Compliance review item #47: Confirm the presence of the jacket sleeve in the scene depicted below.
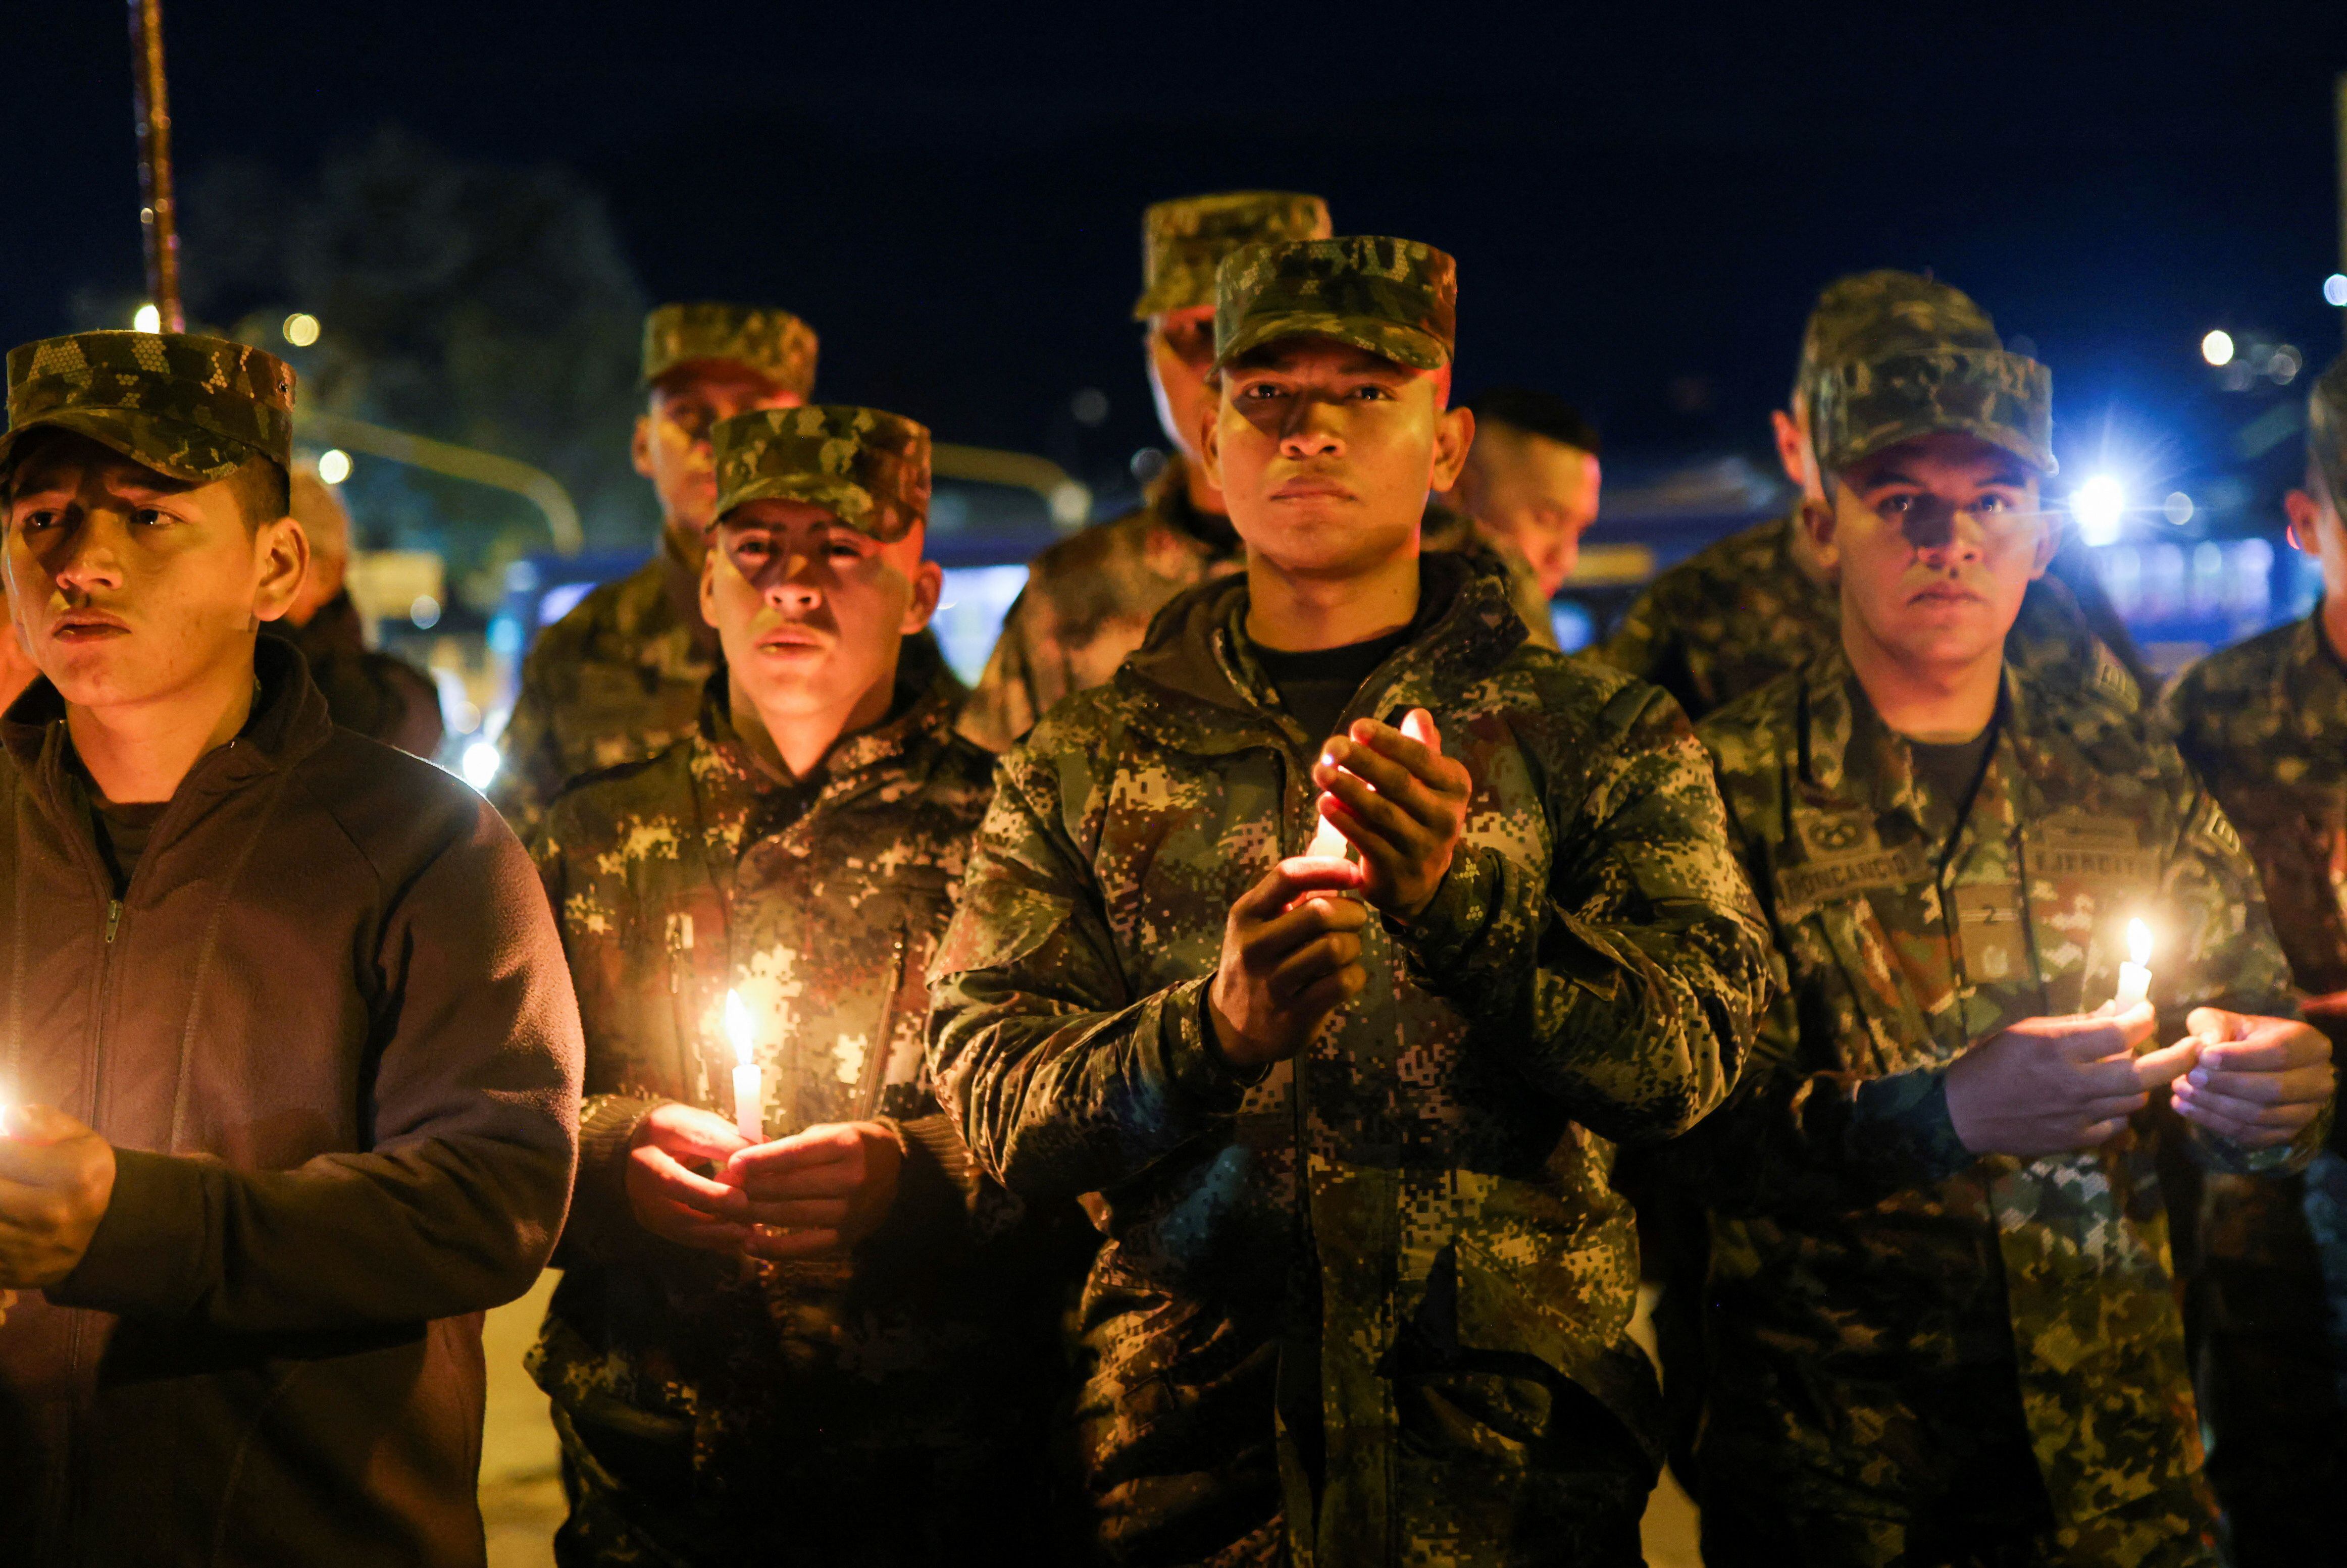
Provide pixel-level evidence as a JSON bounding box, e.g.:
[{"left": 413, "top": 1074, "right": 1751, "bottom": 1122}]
[
  {"left": 956, "top": 589, "right": 1048, "bottom": 754},
  {"left": 1393, "top": 683, "right": 1777, "bottom": 1146},
  {"left": 53, "top": 802, "right": 585, "bottom": 1330},
  {"left": 926, "top": 744, "right": 1257, "bottom": 1204}
]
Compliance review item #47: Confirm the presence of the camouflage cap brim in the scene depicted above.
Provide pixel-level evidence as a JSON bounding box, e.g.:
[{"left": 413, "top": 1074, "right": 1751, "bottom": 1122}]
[
  {"left": 4, "top": 331, "right": 296, "bottom": 484},
  {"left": 719, "top": 474, "right": 898, "bottom": 540},
  {"left": 0, "top": 405, "right": 251, "bottom": 484},
  {"left": 1213, "top": 311, "right": 1449, "bottom": 372},
  {"left": 1815, "top": 348, "right": 2056, "bottom": 478}
]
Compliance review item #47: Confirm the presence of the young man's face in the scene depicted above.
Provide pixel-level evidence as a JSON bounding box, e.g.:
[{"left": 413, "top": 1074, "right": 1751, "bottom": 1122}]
[
  {"left": 1203, "top": 338, "right": 1473, "bottom": 582},
  {"left": 633, "top": 362, "right": 803, "bottom": 556},
  {"left": 701, "top": 499, "right": 942, "bottom": 728},
  {"left": 1145, "top": 304, "right": 1219, "bottom": 468},
  {"left": 1808, "top": 431, "right": 2053, "bottom": 675},
  {"left": 3, "top": 436, "right": 305, "bottom": 713},
  {"left": 1455, "top": 424, "right": 1601, "bottom": 598}
]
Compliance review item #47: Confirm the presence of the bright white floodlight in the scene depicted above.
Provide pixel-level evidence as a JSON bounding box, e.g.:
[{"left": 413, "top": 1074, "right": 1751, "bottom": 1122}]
[
  {"left": 462, "top": 742, "right": 501, "bottom": 791},
  {"left": 2201, "top": 330, "right": 2235, "bottom": 367},
  {"left": 2073, "top": 475, "right": 2126, "bottom": 546}
]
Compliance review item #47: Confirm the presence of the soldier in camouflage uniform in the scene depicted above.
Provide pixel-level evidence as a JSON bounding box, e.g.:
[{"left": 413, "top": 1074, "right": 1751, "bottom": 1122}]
[
  {"left": 493, "top": 302, "right": 818, "bottom": 835},
  {"left": 2160, "top": 352, "right": 2347, "bottom": 1563},
  {"left": 530, "top": 405, "right": 1062, "bottom": 1564},
  {"left": 929, "top": 236, "right": 1776, "bottom": 1564},
  {"left": 1600, "top": 270, "right": 2145, "bottom": 721},
  {"left": 1685, "top": 337, "right": 2335, "bottom": 1564},
  {"left": 959, "top": 195, "right": 1551, "bottom": 754}
]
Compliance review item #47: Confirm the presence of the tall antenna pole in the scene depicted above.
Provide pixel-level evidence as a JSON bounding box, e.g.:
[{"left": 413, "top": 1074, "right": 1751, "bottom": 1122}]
[{"left": 129, "top": 0, "right": 184, "bottom": 332}]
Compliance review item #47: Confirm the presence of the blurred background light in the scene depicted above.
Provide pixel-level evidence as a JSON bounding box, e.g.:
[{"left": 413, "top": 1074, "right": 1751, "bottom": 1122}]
[
  {"left": 132, "top": 303, "right": 160, "bottom": 334},
  {"left": 2201, "top": 330, "right": 2235, "bottom": 367},
  {"left": 2163, "top": 491, "right": 2195, "bottom": 526},
  {"left": 282, "top": 311, "right": 321, "bottom": 347},
  {"left": 2074, "top": 475, "right": 2127, "bottom": 546},
  {"left": 316, "top": 448, "right": 352, "bottom": 485},
  {"left": 461, "top": 741, "right": 500, "bottom": 791},
  {"left": 2327, "top": 275, "right": 2347, "bottom": 308}
]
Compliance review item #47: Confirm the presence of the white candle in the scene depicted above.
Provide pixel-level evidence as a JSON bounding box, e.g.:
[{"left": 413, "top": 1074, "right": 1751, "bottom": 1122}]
[
  {"left": 2113, "top": 918, "right": 2153, "bottom": 1009},
  {"left": 725, "top": 990, "right": 764, "bottom": 1143}
]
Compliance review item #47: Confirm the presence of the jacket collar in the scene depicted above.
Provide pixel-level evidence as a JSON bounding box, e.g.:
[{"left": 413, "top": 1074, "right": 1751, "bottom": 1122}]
[
  {"left": 3, "top": 637, "right": 336, "bottom": 828},
  {"left": 1113, "top": 548, "right": 1528, "bottom": 758}
]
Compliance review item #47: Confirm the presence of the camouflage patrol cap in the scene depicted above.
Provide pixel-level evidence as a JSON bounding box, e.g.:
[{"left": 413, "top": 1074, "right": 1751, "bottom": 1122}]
[
  {"left": 1, "top": 330, "right": 295, "bottom": 484},
  {"left": 1796, "top": 270, "right": 2000, "bottom": 409},
  {"left": 712, "top": 405, "right": 930, "bottom": 543},
  {"left": 642, "top": 303, "right": 818, "bottom": 397},
  {"left": 1214, "top": 236, "right": 1457, "bottom": 372},
  {"left": 1812, "top": 348, "right": 2055, "bottom": 477},
  {"left": 1133, "top": 191, "right": 1333, "bottom": 320},
  {"left": 2309, "top": 352, "right": 2347, "bottom": 504}
]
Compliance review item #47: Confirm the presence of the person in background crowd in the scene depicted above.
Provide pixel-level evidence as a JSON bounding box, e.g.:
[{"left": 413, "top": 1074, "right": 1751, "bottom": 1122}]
[
  {"left": 1601, "top": 270, "right": 2147, "bottom": 721},
  {"left": 1435, "top": 384, "right": 1603, "bottom": 602},
  {"left": 531, "top": 405, "right": 1070, "bottom": 1565},
  {"left": 958, "top": 191, "right": 1330, "bottom": 752},
  {"left": 0, "top": 331, "right": 581, "bottom": 1564},
  {"left": 493, "top": 302, "right": 814, "bottom": 834},
  {"left": 2159, "top": 350, "right": 2347, "bottom": 1565},
  {"left": 1685, "top": 331, "right": 2331, "bottom": 1565},
  {"left": 264, "top": 458, "right": 444, "bottom": 757},
  {"left": 930, "top": 234, "right": 1773, "bottom": 1564}
]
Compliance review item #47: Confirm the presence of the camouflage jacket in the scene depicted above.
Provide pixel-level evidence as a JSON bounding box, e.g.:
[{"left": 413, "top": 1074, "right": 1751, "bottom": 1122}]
[
  {"left": 1688, "top": 647, "right": 2320, "bottom": 1546},
  {"left": 959, "top": 460, "right": 1555, "bottom": 753},
  {"left": 528, "top": 647, "right": 1065, "bottom": 1559},
  {"left": 929, "top": 551, "right": 1775, "bottom": 1566},
  {"left": 1601, "top": 510, "right": 2139, "bottom": 721},
  {"left": 494, "top": 540, "right": 714, "bottom": 839},
  {"left": 2165, "top": 610, "right": 2347, "bottom": 1005},
  {"left": 958, "top": 457, "right": 1245, "bottom": 752}
]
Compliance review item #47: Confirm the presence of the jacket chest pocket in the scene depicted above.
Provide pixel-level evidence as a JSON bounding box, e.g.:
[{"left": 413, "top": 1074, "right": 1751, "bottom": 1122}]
[{"left": 1952, "top": 881, "right": 2028, "bottom": 985}]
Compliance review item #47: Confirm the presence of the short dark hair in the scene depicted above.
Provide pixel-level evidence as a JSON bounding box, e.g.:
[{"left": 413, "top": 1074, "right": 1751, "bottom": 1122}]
[
  {"left": 1464, "top": 387, "right": 1600, "bottom": 456},
  {"left": 2, "top": 427, "right": 288, "bottom": 532}
]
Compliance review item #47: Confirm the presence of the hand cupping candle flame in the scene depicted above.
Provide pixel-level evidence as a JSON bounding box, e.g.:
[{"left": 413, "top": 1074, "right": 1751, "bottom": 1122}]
[{"left": 1305, "top": 710, "right": 1442, "bottom": 864}]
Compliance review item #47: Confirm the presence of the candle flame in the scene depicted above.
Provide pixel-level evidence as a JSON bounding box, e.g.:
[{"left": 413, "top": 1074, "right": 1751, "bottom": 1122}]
[
  {"left": 2127, "top": 918, "right": 2152, "bottom": 967},
  {"left": 725, "top": 989, "right": 753, "bottom": 1067}
]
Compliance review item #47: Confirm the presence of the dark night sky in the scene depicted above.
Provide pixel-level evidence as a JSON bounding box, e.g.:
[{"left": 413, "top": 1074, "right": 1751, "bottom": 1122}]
[{"left": 13, "top": 1, "right": 2347, "bottom": 502}]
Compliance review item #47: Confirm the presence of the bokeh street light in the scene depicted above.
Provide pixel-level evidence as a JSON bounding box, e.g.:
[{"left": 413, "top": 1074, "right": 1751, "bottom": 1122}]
[
  {"left": 132, "top": 303, "right": 161, "bottom": 334},
  {"left": 282, "top": 312, "right": 321, "bottom": 347},
  {"left": 316, "top": 448, "right": 352, "bottom": 485},
  {"left": 2200, "top": 330, "right": 2235, "bottom": 367},
  {"left": 2326, "top": 275, "right": 2347, "bottom": 309},
  {"left": 2073, "top": 475, "right": 2126, "bottom": 547}
]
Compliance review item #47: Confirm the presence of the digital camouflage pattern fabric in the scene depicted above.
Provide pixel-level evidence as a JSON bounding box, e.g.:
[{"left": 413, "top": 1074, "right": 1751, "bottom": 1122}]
[
  {"left": 1810, "top": 346, "right": 2057, "bottom": 476},
  {"left": 1214, "top": 235, "right": 1457, "bottom": 371},
  {"left": 641, "top": 301, "right": 819, "bottom": 396},
  {"left": 2163, "top": 612, "right": 2347, "bottom": 1563},
  {"left": 1795, "top": 271, "right": 1999, "bottom": 408},
  {"left": 529, "top": 643, "right": 1069, "bottom": 1563},
  {"left": 712, "top": 403, "right": 930, "bottom": 543},
  {"left": 490, "top": 542, "right": 714, "bottom": 840},
  {"left": 1685, "top": 645, "right": 2322, "bottom": 1566},
  {"left": 1600, "top": 510, "right": 2140, "bottom": 722},
  {"left": 1134, "top": 192, "right": 1333, "bottom": 319},
  {"left": 2, "top": 329, "right": 295, "bottom": 481},
  {"left": 928, "top": 551, "right": 1776, "bottom": 1565},
  {"left": 958, "top": 476, "right": 1554, "bottom": 754}
]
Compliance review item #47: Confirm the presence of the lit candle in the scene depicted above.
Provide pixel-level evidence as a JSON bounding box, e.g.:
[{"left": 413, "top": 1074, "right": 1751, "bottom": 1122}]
[
  {"left": 2113, "top": 919, "right": 2153, "bottom": 1009},
  {"left": 725, "top": 990, "right": 764, "bottom": 1143}
]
